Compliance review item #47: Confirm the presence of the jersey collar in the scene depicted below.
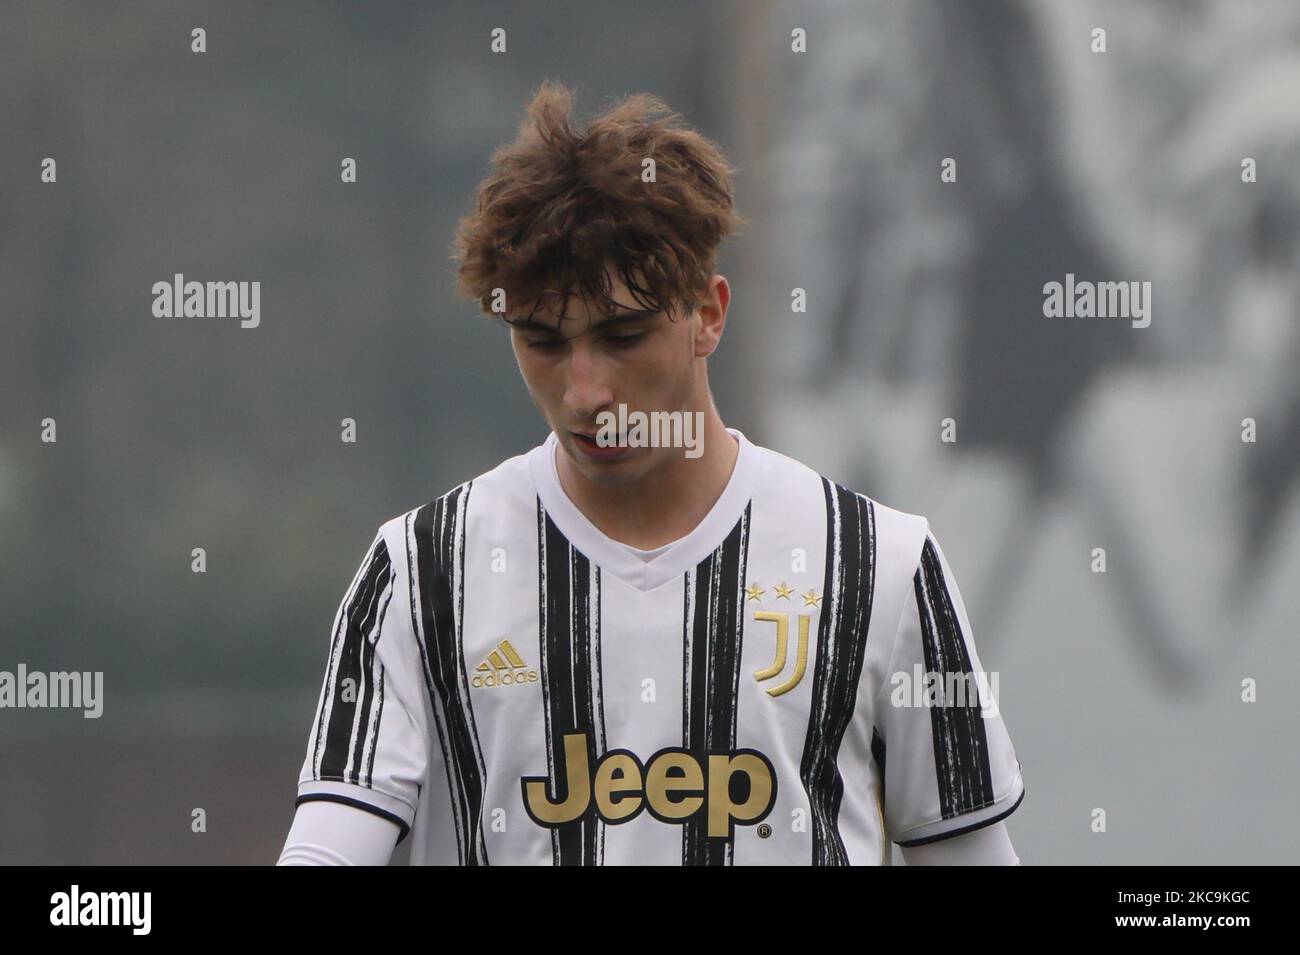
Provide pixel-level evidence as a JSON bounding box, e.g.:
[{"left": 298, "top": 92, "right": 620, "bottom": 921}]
[{"left": 527, "top": 426, "right": 761, "bottom": 592}]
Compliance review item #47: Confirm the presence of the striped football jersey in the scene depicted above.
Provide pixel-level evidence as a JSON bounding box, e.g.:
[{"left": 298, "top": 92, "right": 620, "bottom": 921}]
[{"left": 294, "top": 427, "right": 1025, "bottom": 864}]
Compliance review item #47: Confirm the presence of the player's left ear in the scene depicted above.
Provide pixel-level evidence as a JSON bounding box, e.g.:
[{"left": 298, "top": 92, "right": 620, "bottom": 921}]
[{"left": 691, "top": 275, "right": 729, "bottom": 359}]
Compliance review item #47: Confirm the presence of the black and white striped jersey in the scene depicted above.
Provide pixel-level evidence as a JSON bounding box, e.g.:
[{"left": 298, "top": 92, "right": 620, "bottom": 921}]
[{"left": 295, "top": 428, "right": 1025, "bottom": 864}]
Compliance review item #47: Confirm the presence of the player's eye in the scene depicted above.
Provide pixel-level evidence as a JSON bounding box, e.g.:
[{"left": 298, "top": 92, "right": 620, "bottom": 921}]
[
  {"left": 525, "top": 337, "right": 566, "bottom": 351},
  {"left": 605, "top": 332, "right": 646, "bottom": 347}
]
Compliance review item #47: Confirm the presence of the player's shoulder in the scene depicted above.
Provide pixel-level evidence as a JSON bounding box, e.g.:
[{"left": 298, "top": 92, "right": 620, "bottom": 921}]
[
  {"left": 751, "top": 437, "right": 932, "bottom": 571},
  {"left": 373, "top": 442, "right": 536, "bottom": 546}
]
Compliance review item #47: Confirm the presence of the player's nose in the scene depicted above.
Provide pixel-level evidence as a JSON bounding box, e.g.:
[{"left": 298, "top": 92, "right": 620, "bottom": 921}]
[{"left": 562, "top": 340, "right": 615, "bottom": 423}]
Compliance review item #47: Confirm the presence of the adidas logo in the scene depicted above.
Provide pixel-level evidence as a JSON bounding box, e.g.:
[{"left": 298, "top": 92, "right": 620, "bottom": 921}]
[{"left": 471, "top": 640, "right": 539, "bottom": 689}]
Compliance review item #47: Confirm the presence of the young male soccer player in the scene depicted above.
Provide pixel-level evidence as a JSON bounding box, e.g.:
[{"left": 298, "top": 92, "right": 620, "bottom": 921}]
[{"left": 279, "top": 82, "right": 1025, "bottom": 865}]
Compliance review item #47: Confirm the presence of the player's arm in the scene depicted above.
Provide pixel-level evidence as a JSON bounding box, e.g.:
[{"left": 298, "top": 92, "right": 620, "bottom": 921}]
[
  {"left": 873, "top": 522, "right": 1026, "bottom": 852},
  {"left": 899, "top": 820, "right": 1020, "bottom": 865},
  {"left": 285, "top": 522, "right": 430, "bottom": 861},
  {"left": 277, "top": 800, "right": 400, "bottom": 866}
]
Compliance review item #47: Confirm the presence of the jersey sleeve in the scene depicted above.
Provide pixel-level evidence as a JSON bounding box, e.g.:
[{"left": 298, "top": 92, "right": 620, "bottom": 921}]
[
  {"left": 897, "top": 820, "right": 1021, "bottom": 865},
  {"left": 294, "top": 522, "right": 430, "bottom": 841},
  {"left": 278, "top": 800, "right": 401, "bottom": 866},
  {"left": 872, "top": 523, "right": 1025, "bottom": 847}
]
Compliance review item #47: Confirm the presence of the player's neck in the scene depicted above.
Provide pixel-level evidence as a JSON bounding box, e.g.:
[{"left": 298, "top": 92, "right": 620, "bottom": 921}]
[{"left": 553, "top": 403, "right": 739, "bottom": 551}]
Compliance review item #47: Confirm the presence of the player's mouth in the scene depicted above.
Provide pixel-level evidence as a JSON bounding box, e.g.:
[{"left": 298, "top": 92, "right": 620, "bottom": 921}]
[{"left": 572, "top": 430, "right": 630, "bottom": 462}]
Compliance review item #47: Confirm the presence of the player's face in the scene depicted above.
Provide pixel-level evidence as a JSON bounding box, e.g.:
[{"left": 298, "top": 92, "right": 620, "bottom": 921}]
[{"left": 508, "top": 271, "right": 706, "bottom": 485}]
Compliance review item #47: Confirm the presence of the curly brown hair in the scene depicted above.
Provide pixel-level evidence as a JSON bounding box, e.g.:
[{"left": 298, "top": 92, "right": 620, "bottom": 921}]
[{"left": 451, "top": 80, "right": 747, "bottom": 329}]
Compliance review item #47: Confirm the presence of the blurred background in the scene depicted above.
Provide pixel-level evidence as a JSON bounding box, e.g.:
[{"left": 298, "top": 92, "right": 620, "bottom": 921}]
[{"left": 1, "top": 0, "right": 1296, "bottom": 864}]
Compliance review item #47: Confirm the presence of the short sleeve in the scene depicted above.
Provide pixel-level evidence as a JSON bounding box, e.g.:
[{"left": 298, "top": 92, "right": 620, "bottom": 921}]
[
  {"left": 294, "top": 524, "right": 430, "bottom": 841},
  {"left": 872, "top": 524, "right": 1025, "bottom": 847}
]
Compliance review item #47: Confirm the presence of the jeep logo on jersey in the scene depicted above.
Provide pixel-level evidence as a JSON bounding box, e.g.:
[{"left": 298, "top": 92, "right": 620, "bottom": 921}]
[
  {"left": 521, "top": 732, "right": 777, "bottom": 838},
  {"left": 471, "top": 640, "right": 539, "bottom": 688}
]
